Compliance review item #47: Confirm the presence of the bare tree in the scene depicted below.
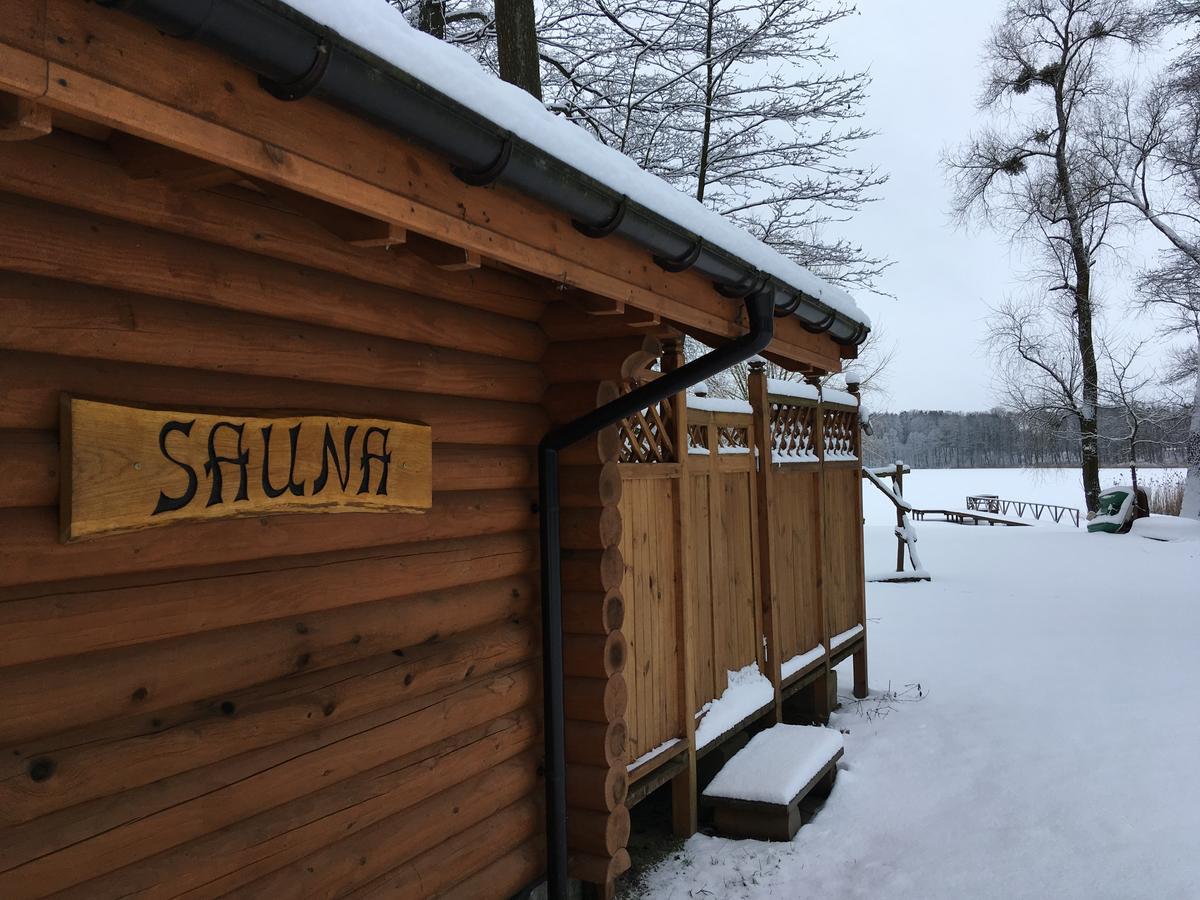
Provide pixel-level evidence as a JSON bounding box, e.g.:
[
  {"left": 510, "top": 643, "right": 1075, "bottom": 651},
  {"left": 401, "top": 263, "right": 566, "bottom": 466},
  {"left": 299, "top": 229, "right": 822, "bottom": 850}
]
[
  {"left": 946, "top": 0, "right": 1156, "bottom": 512},
  {"left": 1083, "top": 2, "right": 1200, "bottom": 515},
  {"left": 1099, "top": 338, "right": 1186, "bottom": 506},
  {"left": 536, "top": 0, "right": 890, "bottom": 292}
]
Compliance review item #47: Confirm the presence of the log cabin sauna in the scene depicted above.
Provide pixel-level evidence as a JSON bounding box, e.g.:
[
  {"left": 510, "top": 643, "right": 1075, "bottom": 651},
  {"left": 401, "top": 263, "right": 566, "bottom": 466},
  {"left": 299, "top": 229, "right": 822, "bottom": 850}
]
[{"left": 0, "top": 2, "right": 870, "bottom": 898}]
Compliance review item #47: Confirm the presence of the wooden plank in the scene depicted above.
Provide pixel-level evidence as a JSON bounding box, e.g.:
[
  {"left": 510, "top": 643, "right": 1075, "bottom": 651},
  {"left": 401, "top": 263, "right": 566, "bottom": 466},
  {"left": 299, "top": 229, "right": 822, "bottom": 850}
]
[
  {"left": 0, "top": 614, "right": 536, "bottom": 826},
  {"left": 10, "top": 5, "right": 843, "bottom": 370},
  {"left": 0, "top": 530, "right": 536, "bottom": 671},
  {"left": 0, "top": 350, "right": 548, "bottom": 446},
  {"left": 0, "top": 486, "right": 534, "bottom": 590},
  {"left": 343, "top": 798, "right": 540, "bottom": 899},
  {"left": 0, "top": 274, "right": 544, "bottom": 405},
  {"left": 0, "top": 91, "right": 50, "bottom": 140},
  {"left": 434, "top": 837, "right": 543, "bottom": 900},
  {"left": 58, "top": 714, "right": 538, "bottom": 900},
  {"left": 0, "top": 198, "right": 547, "bottom": 365},
  {"left": 60, "top": 397, "right": 432, "bottom": 541},
  {"left": 0, "top": 133, "right": 546, "bottom": 320},
  {"left": 221, "top": 754, "right": 539, "bottom": 900},
  {"left": 0, "top": 665, "right": 539, "bottom": 896},
  {"left": 749, "top": 366, "right": 782, "bottom": 722}
]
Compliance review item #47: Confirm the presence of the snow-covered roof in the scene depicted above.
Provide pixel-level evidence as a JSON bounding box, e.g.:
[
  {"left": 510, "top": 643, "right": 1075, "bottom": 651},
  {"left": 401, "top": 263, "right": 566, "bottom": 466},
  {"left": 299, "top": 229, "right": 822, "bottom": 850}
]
[{"left": 279, "top": 0, "right": 870, "bottom": 331}]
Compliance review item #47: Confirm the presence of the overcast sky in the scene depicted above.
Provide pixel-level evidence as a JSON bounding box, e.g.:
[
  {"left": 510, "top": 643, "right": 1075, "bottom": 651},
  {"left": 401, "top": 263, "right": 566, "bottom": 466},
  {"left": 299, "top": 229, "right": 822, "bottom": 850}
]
[{"left": 831, "top": 1, "right": 1176, "bottom": 412}]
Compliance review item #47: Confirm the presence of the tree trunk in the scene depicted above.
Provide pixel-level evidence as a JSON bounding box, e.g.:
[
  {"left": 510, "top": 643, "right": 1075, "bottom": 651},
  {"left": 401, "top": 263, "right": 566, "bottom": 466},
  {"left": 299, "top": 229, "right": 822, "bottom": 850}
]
[
  {"left": 1183, "top": 334, "right": 1200, "bottom": 519},
  {"left": 495, "top": 0, "right": 542, "bottom": 101},
  {"left": 1052, "top": 48, "right": 1102, "bottom": 513},
  {"left": 417, "top": 0, "right": 446, "bottom": 40},
  {"left": 695, "top": 0, "right": 716, "bottom": 203}
]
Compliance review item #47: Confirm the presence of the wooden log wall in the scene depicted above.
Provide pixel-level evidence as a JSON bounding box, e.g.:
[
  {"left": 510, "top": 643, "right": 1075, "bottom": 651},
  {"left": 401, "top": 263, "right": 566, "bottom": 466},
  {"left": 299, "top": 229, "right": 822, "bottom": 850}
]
[
  {"left": 0, "top": 129, "right": 549, "bottom": 899},
  {"left": 540, "top": 304, "right": 646, "bottom": 897}
]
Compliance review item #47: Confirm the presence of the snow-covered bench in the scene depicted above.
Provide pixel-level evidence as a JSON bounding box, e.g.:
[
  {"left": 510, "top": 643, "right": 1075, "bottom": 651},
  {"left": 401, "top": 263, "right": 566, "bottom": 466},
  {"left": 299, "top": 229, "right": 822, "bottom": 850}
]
[{"left": 702, "top": 724, "right": 843, "bottom": 841}]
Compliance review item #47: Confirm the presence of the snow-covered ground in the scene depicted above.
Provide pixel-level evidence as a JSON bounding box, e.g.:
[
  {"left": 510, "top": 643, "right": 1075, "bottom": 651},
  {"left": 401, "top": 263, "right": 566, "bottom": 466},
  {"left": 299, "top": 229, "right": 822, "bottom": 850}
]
[{"left": 633, "top": 472, "right": 1200, "bottom": 899}]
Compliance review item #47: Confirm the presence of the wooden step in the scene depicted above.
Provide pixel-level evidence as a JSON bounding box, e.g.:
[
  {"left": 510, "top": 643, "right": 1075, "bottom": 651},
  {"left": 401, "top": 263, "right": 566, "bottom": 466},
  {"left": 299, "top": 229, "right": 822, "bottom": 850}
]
[{"left": 702, "top": 724, "right": 843, "bottom": 841}]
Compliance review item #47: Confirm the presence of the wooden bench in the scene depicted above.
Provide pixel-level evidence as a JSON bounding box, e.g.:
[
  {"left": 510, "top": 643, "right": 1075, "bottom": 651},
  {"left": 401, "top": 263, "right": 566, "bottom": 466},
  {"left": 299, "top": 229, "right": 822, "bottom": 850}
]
[{"left": 702, "top": 724, "right": 844, "bottom": 841}]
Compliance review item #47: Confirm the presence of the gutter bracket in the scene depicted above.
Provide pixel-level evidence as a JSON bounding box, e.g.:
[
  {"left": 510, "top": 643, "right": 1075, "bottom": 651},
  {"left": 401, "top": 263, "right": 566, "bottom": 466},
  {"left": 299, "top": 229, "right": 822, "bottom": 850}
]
[
  {"left": 572, "top": 195, "right": 628, "bottom": 238},
  {"left": 452, "top": 133, "right": 514, "bottom": 186},
  {"left": 259, "top": 39, "right": 331, "bottom": 101},
  {"left": 653, "top": 238, "right": 703, "bottom": 273}
]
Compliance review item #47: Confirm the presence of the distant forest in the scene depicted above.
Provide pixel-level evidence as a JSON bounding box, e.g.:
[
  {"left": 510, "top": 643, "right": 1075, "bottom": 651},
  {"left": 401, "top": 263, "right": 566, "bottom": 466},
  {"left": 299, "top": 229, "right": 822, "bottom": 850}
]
[{"left": 863, "top": 408, "right": 1190, "bottom": 470}]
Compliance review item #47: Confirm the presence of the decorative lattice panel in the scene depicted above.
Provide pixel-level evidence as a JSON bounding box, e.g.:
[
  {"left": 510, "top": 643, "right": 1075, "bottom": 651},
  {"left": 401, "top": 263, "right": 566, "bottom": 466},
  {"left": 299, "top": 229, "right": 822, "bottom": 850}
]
[
  {"left": 716, "top": 425, "right": 750, "bottom": 452},
  {"left": 617, "top": 382, "right": 677, "bottom": 463},
  {"left": 823, "top": 408, "right": 858, "bottom": 460},
  {"left": 686, "top": 423, "right": 709, "bottom": 453},
  {"left": 768, "top": 403, "right": 818, "bottom": 461}
]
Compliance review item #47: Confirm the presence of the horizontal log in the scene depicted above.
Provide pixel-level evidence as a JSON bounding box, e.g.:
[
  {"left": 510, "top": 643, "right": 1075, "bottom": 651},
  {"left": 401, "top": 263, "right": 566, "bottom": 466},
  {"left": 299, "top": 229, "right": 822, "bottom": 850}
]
[
  {"left": 562, "top": 590, "right": 624, "bottom": 636},
  {"left": 0, "top": 272, "right": 545, "bottom": 403},
  {"left": 225, "top": 753, "right": 540, "bottom": 900},
  {"left": 565, "top": 719, "right": 627, "bottom": 769},
  {"left": 343, "top": 797, "right": 540, "bottom": 899},
  {"left": 0, "top": 133, "right": 548, "bottom": 320},
  {"left": 542, "top": 380, "right": 621, "bottom": 425},
  {"left": 563, "top": 675, "right": 627, "bottom": 724},
  {"left": 0, "top": 488, "right": 534, "bottom": 589},
  {"left": 0, "top": 614, "right": 536, "bottom": 815},
  {"left": 0, "top": 432, "right": 532, "bottom": 509},
  {"left": 566, "top": 764, "right": 628, "bottom": 813},
  {"left": 0, "top": 429, "right": 53, "bottom": 507},
  {"left": 48, "top": 711, "right": 539, "bottom": 900},
  {"left": 558, "top": 427, "right": 621, "bottom": 466},
  {"left": 0, "top": 664, "right": 538, "bottom": 896},
  {"left": 563, "top": 631, "right": 627, "bottom": 680},
  {"left": 559, "top": 463, "right": 621, "bottom": 509},
  {"left": 560, "top": 505, "right": 622, "bottom": 551},
  {"left": 541, "top": 336, "right": 659, "bottom": 384},
  {"left": 435, "top": 837, "right": 543, "bottom": 900},
  {"left": 568, "top": 848, "right": 632, "bottom": 886},
  {"left": 0, "top": 195, "right": 547, "bottom": 362},
  {"left": 561, "top": 546, "right": 624, "bottom": 593},
  {"left": 0, "top": 350, "right": 548, "bottom": 443},
  {"left": 566, "top": 805, "right": 630, "bottom": 857},
  {"left": 0, "top": 531, "right": 536, "bottom": 666}
]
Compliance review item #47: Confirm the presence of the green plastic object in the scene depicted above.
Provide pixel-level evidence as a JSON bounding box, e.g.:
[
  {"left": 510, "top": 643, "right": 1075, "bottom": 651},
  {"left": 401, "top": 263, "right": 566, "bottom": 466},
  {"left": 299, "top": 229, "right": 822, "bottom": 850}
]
[{"left": 1088, "top": 487, "right": 1134, "bottom": 534}]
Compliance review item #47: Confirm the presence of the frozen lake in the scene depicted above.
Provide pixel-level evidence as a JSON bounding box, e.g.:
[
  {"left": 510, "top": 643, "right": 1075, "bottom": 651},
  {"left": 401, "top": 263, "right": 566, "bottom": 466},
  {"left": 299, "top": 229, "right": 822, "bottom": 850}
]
[{"left": 861, "top": 466, "right": 1186, "bottom": 527}]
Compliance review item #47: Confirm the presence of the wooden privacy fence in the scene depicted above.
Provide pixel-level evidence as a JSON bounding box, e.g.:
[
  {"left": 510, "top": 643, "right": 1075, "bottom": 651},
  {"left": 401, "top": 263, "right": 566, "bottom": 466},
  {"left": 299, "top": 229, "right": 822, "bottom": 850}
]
[{"left": 614, "top": 355, "right": 867, "bottom": 831}]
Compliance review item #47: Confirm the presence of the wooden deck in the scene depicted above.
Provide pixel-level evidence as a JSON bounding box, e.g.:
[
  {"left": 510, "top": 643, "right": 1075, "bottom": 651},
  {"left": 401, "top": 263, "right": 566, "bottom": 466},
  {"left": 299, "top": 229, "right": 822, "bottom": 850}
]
[{"left": 911, "top": 508, "right": 1031, "bottom": 527}]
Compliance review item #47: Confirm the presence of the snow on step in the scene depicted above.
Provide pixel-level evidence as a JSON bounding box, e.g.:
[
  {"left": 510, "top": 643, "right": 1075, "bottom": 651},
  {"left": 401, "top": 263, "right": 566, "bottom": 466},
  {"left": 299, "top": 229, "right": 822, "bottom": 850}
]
[{"left": 704, "top": 725, "right": 844, "bottom": 805}]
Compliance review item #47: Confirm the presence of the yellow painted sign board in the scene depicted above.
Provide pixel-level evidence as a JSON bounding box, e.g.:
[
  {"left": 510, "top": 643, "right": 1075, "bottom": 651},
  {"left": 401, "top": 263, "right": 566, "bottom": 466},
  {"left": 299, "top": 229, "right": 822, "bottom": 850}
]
[{"left": 60, "top": 397, "right": 432, "bottom": 541}]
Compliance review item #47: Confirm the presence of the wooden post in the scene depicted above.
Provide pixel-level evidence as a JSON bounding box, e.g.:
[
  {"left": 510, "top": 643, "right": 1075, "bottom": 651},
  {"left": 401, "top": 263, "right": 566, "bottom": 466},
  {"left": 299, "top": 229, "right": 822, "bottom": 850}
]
[
  {"left": 748, "top": 362, "right": 782, "bottom": 723},
  {"left": 894, "top": 461, "right": 906, "bottom": 574},
  {"left": 663, "top": 340, "right": 699, "bottom": 838},
  {"left": 810, "top": 384, "right": 833, "bottom": 721},
  {"left": 848, "top": 382, "right": 869, "bottom": 700}
]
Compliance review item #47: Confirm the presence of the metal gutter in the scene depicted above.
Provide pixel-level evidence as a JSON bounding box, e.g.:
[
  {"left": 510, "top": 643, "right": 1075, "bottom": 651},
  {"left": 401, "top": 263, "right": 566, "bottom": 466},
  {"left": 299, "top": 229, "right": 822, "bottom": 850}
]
[
  {"left": 539, "top": 291, "right": 775, "bottom": 897},
  {"left": 95, "top": 0, "right": 870, "bottom": 348}
]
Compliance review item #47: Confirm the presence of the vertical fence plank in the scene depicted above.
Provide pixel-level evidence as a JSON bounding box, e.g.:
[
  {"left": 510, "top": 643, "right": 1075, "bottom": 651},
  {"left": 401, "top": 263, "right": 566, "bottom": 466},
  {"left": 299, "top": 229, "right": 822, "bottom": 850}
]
[{"left": 748, "top": 363, "right": 782, "bottom": 722}]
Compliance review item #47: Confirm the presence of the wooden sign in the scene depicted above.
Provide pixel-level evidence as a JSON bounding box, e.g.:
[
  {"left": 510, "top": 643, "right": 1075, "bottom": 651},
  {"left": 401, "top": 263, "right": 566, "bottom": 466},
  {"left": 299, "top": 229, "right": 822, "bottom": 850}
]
[{"left": 60, "top": 397, "right": 432, "bottom": 541}]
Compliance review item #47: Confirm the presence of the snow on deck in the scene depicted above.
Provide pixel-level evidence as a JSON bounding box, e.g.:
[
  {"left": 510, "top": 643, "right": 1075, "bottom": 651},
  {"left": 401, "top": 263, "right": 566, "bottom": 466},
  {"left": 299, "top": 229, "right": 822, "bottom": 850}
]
[
  {"left": 694, "top": 663, "right": 774, "bottom": 750},
  {"left": 627, "top": 737, "right": 681, "bottom": 773},
  {"left": 781, "top": 644, "right": 826, "bottom": 680},
  {"left": 703, "top": 724, "right": 843, "bottom": 804},
  {"left": 279, "top": 0, "right": 869, "bottom": 328},
  {"left": 829, "top": 624, "right": 863, "bottom": 651},
  {"left": 636, "top": 518, "right": 1200, "bottom": 899}
]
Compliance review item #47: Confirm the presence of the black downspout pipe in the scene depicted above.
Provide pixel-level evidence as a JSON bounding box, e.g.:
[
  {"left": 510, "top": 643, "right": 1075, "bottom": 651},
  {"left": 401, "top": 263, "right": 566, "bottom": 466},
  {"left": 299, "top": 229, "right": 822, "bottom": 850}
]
[{"left": 538, "top": 291, "right": 775, "bottom": 898}]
